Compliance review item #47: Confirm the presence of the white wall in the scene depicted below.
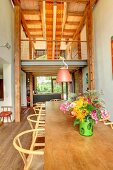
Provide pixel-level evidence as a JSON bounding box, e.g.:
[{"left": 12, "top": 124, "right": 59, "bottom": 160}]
[
  {"left": 21, "top": 71, "right": 27, "bottom": 106},
  {"left": 0, "top": 0, "right": 15, "bottom": 121},
  {"left": 93, "top": 0, "right": 113, "bottom": 120}
]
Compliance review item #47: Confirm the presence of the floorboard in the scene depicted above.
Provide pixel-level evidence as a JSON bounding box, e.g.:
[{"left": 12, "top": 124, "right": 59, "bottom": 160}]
[{"left": 0, "top": 108, "right": 34, "bottom": 170}]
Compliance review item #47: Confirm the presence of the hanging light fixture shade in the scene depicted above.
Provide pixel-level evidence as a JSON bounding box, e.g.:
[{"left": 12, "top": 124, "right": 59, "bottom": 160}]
[{"left": 56, "top": 66, "right": 72, "bottom": 82}]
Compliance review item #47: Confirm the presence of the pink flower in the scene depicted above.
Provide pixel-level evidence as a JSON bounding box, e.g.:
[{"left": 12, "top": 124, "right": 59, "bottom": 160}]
[
  {"left": 60, "top": 102, "right": 71, "bottom": 113},
  {"left": 90, "top": 110, "right": 99, "bottom": 123},
  {"left": 87, "top": 98, "right": 91, "bottom": 104}
]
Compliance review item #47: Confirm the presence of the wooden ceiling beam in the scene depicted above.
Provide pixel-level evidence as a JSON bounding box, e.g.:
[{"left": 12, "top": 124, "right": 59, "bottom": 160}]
[
  {"left": 42, "top": 0, "right": 46, "bottom": 39},
  {"left": 62, "top": 2, "right": 67, "bottom": 36},
  {"left": 52, "top": 2, "right": 57, "bottom": 59},
  {"left": 39, "top": 1, "right": 46, "bottom": 40},
  {"left": 22, "top": 10, "right": 40, "bottom": 15},
  {"left": 68, "top": 11, "right": 84, "bottom": 17},
  {"left": 21, "top": 13, "right": 31, "bottom": 38},
  {"left": 26, "top": 20, "right": 42, "bottom": 25},
  {"left": 73, "top": 0, "right": 99, "bottom": 40},
  {"left": 73, "top": 4, "right": 88, "bottom": 40},
  {"left": 12, "top": 0, "right": 32, "bottom": 39},
  {"left": 37, "top": 0, "right": 89, "bottom": 3}
]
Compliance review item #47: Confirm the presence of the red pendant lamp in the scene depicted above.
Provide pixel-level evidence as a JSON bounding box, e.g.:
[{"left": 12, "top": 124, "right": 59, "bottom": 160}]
[{"left": 56, "top": 58, "right": 72, "bottom": 82}]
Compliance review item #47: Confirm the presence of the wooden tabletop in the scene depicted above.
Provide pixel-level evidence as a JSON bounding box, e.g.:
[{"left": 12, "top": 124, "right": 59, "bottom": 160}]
[{"left": 44, "top": 101, "right": 113, "bottom": 170}]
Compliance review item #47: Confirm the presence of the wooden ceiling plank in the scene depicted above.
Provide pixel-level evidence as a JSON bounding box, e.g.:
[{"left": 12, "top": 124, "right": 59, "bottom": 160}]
[
  {"left": 21, "top": 12, "right": 31, "bottom": 38},
  {"left": 64, "top": 29, "right": 76, "bottom": 33},
  {"left": 31, "top": 35, "right": 43, "bottom": 38},
  {"left": 68, "top": 11, "right": 84, "bottom": 17},
  {"left": 26, "top": 20, "right": 42, "bottom": 25},
  {"left": 22, "top": 9, "right": 40, "bottom": 15},
  {"left": 28, "top": 28, "right": 42, "bottom": 32}
]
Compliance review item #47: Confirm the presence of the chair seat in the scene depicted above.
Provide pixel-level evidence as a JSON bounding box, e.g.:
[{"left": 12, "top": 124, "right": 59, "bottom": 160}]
[{"left": 0, "top": 111, "right": 12, "bottom": 117}]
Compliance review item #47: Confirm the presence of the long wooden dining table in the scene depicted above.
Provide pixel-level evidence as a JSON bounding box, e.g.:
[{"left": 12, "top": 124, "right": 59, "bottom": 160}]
[{"left": 44, "top": 101, "right": 113, "bottom": 170}]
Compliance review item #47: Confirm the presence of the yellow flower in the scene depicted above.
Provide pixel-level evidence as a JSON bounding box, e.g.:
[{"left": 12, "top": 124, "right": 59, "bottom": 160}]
[{"left": 83, "top": 101, "right": 88, "bottom": 107}]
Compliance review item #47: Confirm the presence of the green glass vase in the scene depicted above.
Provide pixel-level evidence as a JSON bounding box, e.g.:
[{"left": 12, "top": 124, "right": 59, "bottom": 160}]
[{"left": 79, "top": 119, "right": 93, "bottom": 136}]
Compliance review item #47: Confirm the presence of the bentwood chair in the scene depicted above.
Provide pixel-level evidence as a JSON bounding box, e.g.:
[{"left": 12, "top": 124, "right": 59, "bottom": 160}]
[
  {"left": 33, "top": 103, "right": 46, "bottom": 115},
  {"left": 100, "top": 114, "right": 113, "bottom": 129},
  {"left": 13, "top": 128, "right": 45, "bottom": 170},
  {"left": 28, "top": 105, "right": 46, "bottom": 129}
]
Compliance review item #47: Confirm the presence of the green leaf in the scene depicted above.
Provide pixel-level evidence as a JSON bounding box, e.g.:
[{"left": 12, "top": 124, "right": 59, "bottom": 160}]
[
  {"left": 86, "top": 104, "right": 95, "bottom": 112},
  {"left": 74, "top": 119, "right": 80, "bottom": 126}
]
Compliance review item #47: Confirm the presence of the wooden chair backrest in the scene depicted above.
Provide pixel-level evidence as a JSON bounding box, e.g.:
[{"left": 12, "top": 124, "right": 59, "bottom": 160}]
[
  {"left": 13, "top": 128, "right": 44, "bottom": 170},
  {"left": 27, "top": 105, "right": 45, "bottom": 129}
]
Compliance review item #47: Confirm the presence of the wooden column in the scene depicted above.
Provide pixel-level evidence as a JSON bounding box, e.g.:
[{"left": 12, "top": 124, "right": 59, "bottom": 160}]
[
  {"left": 78, "top": 69, "right": 83, "bottom": 94},
  {"left": 14, "top": 6, "right": 21, "bottom": 122},
  {"left": 86, "top": 0, "right": 95, "bottom": 90},
  {"left": 66, "top": 82, "right": 68, "bottom": 100},
  {"left": 29, "top": 40, "right": 32, "bottom": 60},
  {"left": 30, "top": 73, "right": 33, "bottom": 107}
]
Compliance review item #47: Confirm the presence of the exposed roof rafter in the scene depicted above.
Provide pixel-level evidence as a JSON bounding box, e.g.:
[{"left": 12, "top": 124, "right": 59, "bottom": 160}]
[
  {"left": 73, "top": 0, "right": 99, "bottom": 40},
  {"left": 52, "top": 2, "right": 57, "bottom": 59}
]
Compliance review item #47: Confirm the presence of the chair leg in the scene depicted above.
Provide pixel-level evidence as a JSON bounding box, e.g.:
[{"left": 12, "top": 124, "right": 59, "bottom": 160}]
[
  {"left": 3, "top": 117, "right": 4, "bottom": 122},
  {"left": 7, "top": 116, "right": 8, "bottom": 122}
]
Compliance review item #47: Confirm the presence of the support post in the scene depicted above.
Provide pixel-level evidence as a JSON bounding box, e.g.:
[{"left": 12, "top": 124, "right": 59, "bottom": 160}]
[
  {"left": 30, "top": 73, "right": 33, "bottom": 107},
  {"left": 66, "top": 82, "right": 68, "bottom": 100},
  {"left": 78, "top": 69, "right": 83, "bottom": 94},
  {"left": 86, "top": 0, "right": 95, "bottom": 90},
  {"left": 14, "top": 6, "right": 21, "bottom": 122},
  {"left": 29, "top": 40, "right": 32, "bottom": 59}
]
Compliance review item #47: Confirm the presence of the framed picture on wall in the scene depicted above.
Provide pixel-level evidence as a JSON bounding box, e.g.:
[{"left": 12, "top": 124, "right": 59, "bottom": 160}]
[{"left": 111, "top": 36, "right": 113, "bottom": 78}]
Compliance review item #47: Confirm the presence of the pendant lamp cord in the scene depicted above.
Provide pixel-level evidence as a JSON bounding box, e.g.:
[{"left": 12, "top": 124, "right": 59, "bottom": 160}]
[{"left": 62, "top": 57, "right": 68, "bottom": 69}]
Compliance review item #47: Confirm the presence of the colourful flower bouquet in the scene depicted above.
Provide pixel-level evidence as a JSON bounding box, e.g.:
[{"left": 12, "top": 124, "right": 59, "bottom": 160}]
[
  {"left": 60, "top": 90, "right": 110, "bottom": 136},
  {"left": 69, "top": 90, "right": 109, "bottom": 126}
]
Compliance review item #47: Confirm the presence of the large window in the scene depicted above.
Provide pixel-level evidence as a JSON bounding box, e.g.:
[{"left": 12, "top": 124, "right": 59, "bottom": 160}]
[{"left": 37, "top": 76, "right": 63, "bottom": 93}]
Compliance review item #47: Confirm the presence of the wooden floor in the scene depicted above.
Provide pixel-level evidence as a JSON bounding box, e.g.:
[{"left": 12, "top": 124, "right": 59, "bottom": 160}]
[
  {"left": 1, "top": 106, "right": 113, "bottom": 170},
  {"left": 0, "top": 108, "right": 34, "bottom": 170}
]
